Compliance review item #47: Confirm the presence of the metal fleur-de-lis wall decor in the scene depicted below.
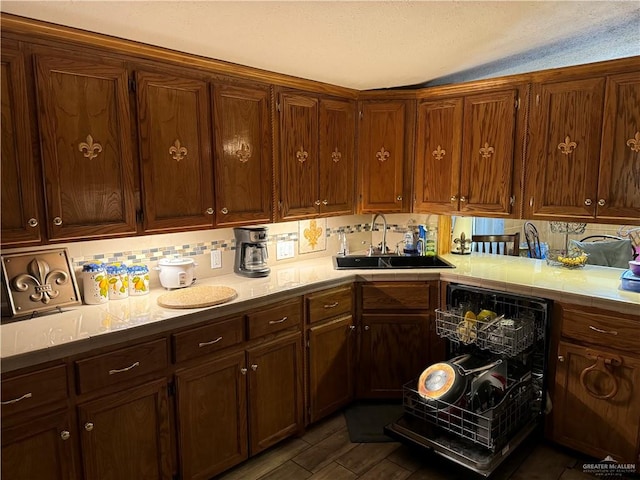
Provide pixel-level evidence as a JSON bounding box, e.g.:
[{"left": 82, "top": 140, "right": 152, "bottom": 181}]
[
  {"left": 169, "top": 139, "right": 188, "bottom": 162},
  {"left": 296, "top": 147, "right": 309, "bottom": 163},
  {"left": 235, "top": 143, "right": 251, "bottom": 163},
  {"left": 432, "top": 145, "right": 446, "bottom": 161},
  {"left": 626, "top": 132, "right": 640, "bottom": 153},
  {"left": 78, "top": 135, "right": 103, "bottom": 160},
  {"left": 331, "top": 147, "right": 342, "bottom": 163},
  {"left": 479, "top": 142, "right": 495, "bottom": 159},
  {"left": 376, "top": 147, "right": 390, "bottom": 162},
  {"left": 10, "top": 257, "right": 69, "bottom": 305},
  {"left": 558, "top": 136, "right": 577, "bottom": 155}
]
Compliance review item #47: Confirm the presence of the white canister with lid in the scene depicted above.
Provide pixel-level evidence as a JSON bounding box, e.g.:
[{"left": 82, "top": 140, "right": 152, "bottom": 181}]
[
  {"left": 154, "top": 257, "right": 197, "bottom": 289},
  {"left": 105, "top": 263, "right": 129, "bottom": 300},
  {"left": 81, "top": 263, "right": 109, "bottom": 305},
  {"left": 128, "top": 264, "right": 150, "bottom": 296}
]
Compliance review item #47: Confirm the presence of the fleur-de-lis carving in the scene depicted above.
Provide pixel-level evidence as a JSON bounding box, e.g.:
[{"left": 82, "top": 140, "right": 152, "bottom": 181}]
[
  {"left": 10, "top": 257, "right": 69, "bottom": 305},
  {"left": 626, "top": 132, "right": 640, "bottom": 153},
  {"left": 432, "top": 145, "right": 446, "bottom": 161},
  {"left": 376, "top": 147, "right": 390, "bottom": 162},
  {"left": 78, "top": 135, "right": 103, "bottom": 160},
  {"left": 479, "top": 142, "right": 495, "bottom": 159},
  {"left": 235, "top": 143, "right": 251, "bottom": 163},
  {"left": 558, "top": 136, "right": 577, "bottom": 155},
  {"left": 303, "top": 219, "right": 323, "bottom": 249},
  {"left": 169, "top": 139, "right": 188, "bottom": 161},
  {"left": 331, "top": 147, "right": 342, "bottom": 163},
  {"left": 296, "top": 147, "right": 309, "bottom": 163}
]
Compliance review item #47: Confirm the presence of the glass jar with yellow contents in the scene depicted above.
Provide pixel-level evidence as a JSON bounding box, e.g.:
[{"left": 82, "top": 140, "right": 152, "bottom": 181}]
[
  {"left": 81, "top": 263, "right": 109, "bottom": 305},
  {"left": 105, "top": 262, "right": 129, "bottom": 300},
  {"left": 127, "top": 264, "right": 150, "bottom": 296}
]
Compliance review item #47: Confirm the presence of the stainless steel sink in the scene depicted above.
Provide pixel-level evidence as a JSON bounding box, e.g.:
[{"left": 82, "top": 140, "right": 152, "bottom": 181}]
[{"left": 332, "top": 255, "right": 455, "bottom": 269}]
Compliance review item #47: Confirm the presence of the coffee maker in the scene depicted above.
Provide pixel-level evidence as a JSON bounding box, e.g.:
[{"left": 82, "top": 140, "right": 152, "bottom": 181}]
[{"left": 234, "top": 227, "right": 270, "bottom": 277}]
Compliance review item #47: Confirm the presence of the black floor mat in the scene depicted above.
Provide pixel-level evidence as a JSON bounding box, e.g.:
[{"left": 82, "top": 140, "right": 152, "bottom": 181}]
[{"left": 344, "top": 401, "right": 404, "bottom": 443}]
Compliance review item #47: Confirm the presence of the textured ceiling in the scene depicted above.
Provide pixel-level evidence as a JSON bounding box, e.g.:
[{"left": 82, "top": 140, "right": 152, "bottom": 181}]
[{"left": 2, "top": 1, "right": 639, "bottom": 90}]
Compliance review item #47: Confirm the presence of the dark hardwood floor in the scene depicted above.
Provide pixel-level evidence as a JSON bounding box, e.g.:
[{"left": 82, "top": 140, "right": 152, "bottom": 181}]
[{"left": 216, "top": 410, "right": 626, "bottom": 480}]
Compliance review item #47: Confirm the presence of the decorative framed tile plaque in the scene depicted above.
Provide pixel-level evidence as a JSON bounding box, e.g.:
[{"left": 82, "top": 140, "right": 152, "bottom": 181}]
[{"left": 298, "top": 219, "right": 327, "bottom": 254}]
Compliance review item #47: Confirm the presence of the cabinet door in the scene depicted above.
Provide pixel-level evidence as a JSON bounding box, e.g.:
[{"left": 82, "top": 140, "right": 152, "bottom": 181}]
[
  {"left": 527, "top": 78, "right": 605, "bottom": 219},
  {"left": 359, "top": 101, "right": 407, "bottom": 213},
  {"left": 213, "top": 82, "right": 272, "bottom": 226},
  {"left": 136, "top": 71, "right": 214, "bottom": 232},
  {"left": 246, "top": 333, "right": 303, "bottom": 455},
  {"left": 35, "top": 55, "right": 137, "bottom": 241},
  {"left": 597, "top": 72, "right": 640, "bottom": 222},
  {"left": 1, "top": 48, "right": 42, "bottom": 247},
  {"left": 359, "top": 313, "right": 429, "bottom": 398},
  {"left": 414, "top": 98, "right": 463, "bottom": 214},
  {"left": 308, "top": 315, "right": 355, "bottom": 423},
  {"left": 278, "top": 92, "right": 319, "bottom": 219},
  {"left": 2, "top": 410, "right": 78, "bottom": 480},
  {"left": 459, "top": 90, "right": 518, "bottom": 215},
  {"left": 553, "top": 341, "right": 640, "bottom": 463},
  {"left": 318, "top": 98, "right": 355, "bottom": 215},
  {"left": 175, "top": 351, "right": 247, "bottom": 480},
  {"left": 77, "top": 379, "right": 172, "bottom": 480}
]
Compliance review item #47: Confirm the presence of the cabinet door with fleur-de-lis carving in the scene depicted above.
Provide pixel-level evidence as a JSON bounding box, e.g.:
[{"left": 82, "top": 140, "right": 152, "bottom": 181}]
[
  {"left": 136, "top": 70, "right": 214, "bottom": 233},
  {"left": 414, "top": 98, "right": 463, "bottom": 214},
  {"left": 459, "top": 89, "right": 519, "bottom": 216},
  {"left": 34, "top": 54, "right": 137, "bottom": 241},
  {"left": 596, "top": 72, "right": 640, "bottom": 222},
  {"left": 318, "top": 98, "right": 355, "bottom": 216},
  {"left": 212, "top": 82, "right": 272, "bottom": 227},
  {"left": 526, "top": 78, "right": 605, "bottom": 220},
  {"left": 277, "top": 91, "right": 319, "bottom": 220}
]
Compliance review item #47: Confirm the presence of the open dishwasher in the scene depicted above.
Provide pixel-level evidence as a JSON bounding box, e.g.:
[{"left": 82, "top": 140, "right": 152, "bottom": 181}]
[{"left": 385, "top": 283, "right": 551, "bottom": 477}]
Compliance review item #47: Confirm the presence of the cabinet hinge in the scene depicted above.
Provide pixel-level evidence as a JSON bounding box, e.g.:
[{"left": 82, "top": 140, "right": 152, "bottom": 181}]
[
  {"left": 306, "top": 340, "right": 310, "bottom": 348},
  {"left": 168, "top": 381, "right": 176, "bottom": 397},
  {"left": 129, "top": 78, "right": 136, "bottom": 93},
  {"left": 276, "top": 102, "right": 281, "bottom": 112},
  {"left": 359, "top": 110, "right": 363, "bottom": 120},
  {"left": 278, "top": 201, "right": 283, "bottom": 211},
  {"left": 136, "top": 209, "right": 144, "bottom": 224},
  {"left": 515, "top": 97, "right": 520, "bottom": 110}
]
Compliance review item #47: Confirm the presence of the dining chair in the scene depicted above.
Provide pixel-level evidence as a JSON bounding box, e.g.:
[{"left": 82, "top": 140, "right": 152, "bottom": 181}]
[
  {"left": 471, "top": 233, "right": 520, "bottom": 256},
  {"left": 523, "top": 222, "right": 542, "bottom": 259}
]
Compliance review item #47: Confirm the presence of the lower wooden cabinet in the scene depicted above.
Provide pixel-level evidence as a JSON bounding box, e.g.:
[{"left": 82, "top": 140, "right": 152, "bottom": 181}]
[
  {"left": 175, "top": 351, "right": 247, "bottom": 480},
  {"left": 1, "top": 409, "right": 78, "bottom": 480},
  {"left": 76, "top": 379, "right": 172, "bottom": 480}
]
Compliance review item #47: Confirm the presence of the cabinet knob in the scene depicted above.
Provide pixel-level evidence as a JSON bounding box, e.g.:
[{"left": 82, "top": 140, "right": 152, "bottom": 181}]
[
  {"left": 53, "top": 216, "right": 63, "bottom": 226},
  {"left": 206, "top": 207, "right": 214, "bottom": 215},
  {"left": 584, "top": 199, "right": 592, "bottom": 206},
  {"left": 322, "top": 200, "right": 328, "bottom": 206},
  {"left": 396, "top": 195, "right": 403, "bottom": 201},
  {"left": 364, "top": 325, "right": 370, "bottom": 331},
  {"left": 314, "top": 200, "right": 321, "bottom": 206},
  {"left": 558, "top": 355, "right": 564, "bottom": 362},
  {"left": 28, "top": 218, "right": 38, "bottom": 228},
  {"left": 221, "top": 207, "right": 229, "bottom": 215},
  {"left": 240, "top": 367, "right": 247, "bottom": 375},
  {"left": 597, "top": 199, "right": 606, "bottom": 207},
  {"left": 349, "top": 325, "right": 356, "bottom": 331},
  {"left": 84, "top": 422, "right": 94, "bottom": 432},
  {"left": 460, "top": 196, "right": 467, "bottom": 203},
  {"left": 450, "top": 195, "right": 458, "bottom": 202},
  {"left": 60, "top": 430, "right": 70, "bottom": 441},
  {"left": 251, "top": 364, "right": 258, "bottom": 371}
]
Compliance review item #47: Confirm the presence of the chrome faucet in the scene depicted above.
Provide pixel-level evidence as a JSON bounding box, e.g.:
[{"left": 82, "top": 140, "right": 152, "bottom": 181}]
[{"left": 371, "top": 213, "right": 388, "bottom": 255}]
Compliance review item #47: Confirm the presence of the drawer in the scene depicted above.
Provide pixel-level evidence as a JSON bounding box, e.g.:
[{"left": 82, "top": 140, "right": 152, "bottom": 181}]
[
  {"left": 247, "top": 297, "right": 302, "bottom": 339},
  {"left": 561, "top": 307, "right": 640, "bottom": 353},
  {"left": 307, "top": 285, "right": 353, "bottom": 323},
  {"left": 75, "top": 339, "right": 168, "bottom": 394},
  {"left": 1, "top": 365, "right": 67, "bottom": 418},
  {"left": 361, "top": 282, "right": 431, "bottom": 310},
  {"left": 173, "top": 316, "right": 244, "bottom": 363}
]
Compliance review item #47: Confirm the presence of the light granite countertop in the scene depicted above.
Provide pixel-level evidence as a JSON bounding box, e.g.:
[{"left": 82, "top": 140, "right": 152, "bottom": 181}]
[{"left": 2, "top": 253, "right": 638, "bottom": 372}]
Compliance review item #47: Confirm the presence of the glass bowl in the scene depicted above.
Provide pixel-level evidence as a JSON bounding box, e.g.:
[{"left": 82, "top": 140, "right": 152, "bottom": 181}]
[{"left": 556, "top": 252, "right": 589, "bottom": 269}]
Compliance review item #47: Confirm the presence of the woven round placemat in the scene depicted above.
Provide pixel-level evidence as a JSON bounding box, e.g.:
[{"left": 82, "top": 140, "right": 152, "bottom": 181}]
[{"left": 157, "top": 285, "right": 238, "bottom": 309}]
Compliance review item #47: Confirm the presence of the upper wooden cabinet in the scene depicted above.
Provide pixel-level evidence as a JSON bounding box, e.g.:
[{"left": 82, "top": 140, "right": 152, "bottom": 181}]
[
  {"left": 276, "top": 90, "right": 355, "bottom": 220},
  {"left": 358, "top": 100, "right": 414, "bottom": 213},
  {"left": 135, "top": 70, "right": 214, "bottom": 233},
  {"left": 212, "top": 82, "right": 272, "bottom": 226},
  {"left": 525, "top": 67, "right": 640, "bottom": 223},
  {"left": 414, "top": 88, "right": 522, "bottom": 217},
  {"left": 34, "top": 54, "right": 137, "bottom": 241},
  {"left": 1, "top": 46, "right": 42, "bottom": 247}
]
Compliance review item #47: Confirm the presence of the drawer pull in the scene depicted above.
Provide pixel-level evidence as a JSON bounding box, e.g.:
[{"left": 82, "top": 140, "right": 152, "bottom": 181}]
[
  {"left": 588, "top": 325, "right": 618, "bottom": 336},
  {"left": 1, "top": 392, "right": 32, "bottom": 405},
  {"left": 198, "top": 336, "right": 223, "bottom": 347},
  {"left": 323, "top": 302, "right": 339, "bottom": 309},
  {"left": 108, "top": 361, "right": 140, "bottom": 375},
  {"left": 580, "top": 354, "right": 621, "bottom": 400},
  {"left": 269, "top": 316, "right": 288, "bottom": 325}
]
